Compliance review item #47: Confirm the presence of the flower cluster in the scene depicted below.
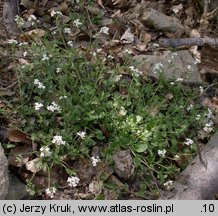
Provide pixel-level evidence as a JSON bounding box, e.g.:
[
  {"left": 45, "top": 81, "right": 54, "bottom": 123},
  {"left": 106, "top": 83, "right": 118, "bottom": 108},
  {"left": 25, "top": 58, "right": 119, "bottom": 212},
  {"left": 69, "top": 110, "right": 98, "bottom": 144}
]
[
  {"left": 203, "top": 120, "right": 214, "bottom": 133},
  {"left": 45, "top": 187, "right": 56, "bottom": 198},
  {"left": 99, "top": 27, "right": 109, "bottom": 35},
  {"left": 163, "top": 180, "right": 173, "bottom": 190},
  {"left": 64, "top": 28, "right": 71, "bottom": 34},
  {"left": 77, "top": 131, "right": 86, "bottom": 139},
  {"left": 7, "top": 39, "right": 18, "bottom": 45},
  {"left": 73, "top": 19, "right": 82, "bottom": 28},
  {"left": 28, "top": 14, "right": 37, "bottom": 25},
  {"left": 34, "top": 79, "right": 45, "bottom": 89},
  {"left": 158, "top": 149, "right": 166, "bottom": 157},
  {"left": 40, "top": 146, "right": 52, "bottom": 158},
  {"left": 47, "top": 101, "right": 60, "bottom": 112},
  {"left": 91, "top": 156, "right": 101, "bottom": 167},
  {"left": 42, "top": 54, "right": 50, "bottom": 61},
  {"left": 52, "top": 135, "right": 66, "bottom": 145},
  {"left": 184, "top": 138, "right": 194, "bottom": 146},
  {"left": 129, "top": 66, "right": 142, "bottom": 77},
  {"left": 153, "top": 62, "right": 164, "bottom": 74},
  {"left": 34, "top": 102, "right": 44, "bottom": 111},
  {"left": 14, "top": 15, "right": 24, "bottom": 28},
  {"left": 67, "top": 176, "right": 80, "bottom": 187},
  {"left": 50, "top": 10, "right": 63, "bottom": 17}
]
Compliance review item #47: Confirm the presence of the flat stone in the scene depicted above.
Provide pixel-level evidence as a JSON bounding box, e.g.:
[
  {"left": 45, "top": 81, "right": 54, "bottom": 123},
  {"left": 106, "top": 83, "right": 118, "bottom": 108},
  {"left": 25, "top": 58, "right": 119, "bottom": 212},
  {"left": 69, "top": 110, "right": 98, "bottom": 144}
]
[
  {"left": 0, "top": 144, "right": 9, "bottom": 199},
  {"left": 6, "top": 173, "right": 29, "bottom": 200},
  {"left": 141, "top": 8, "right": 184, "bottom": 33},
  {"left": 133, "top": 50, "right": 203, "bottom": 84}
]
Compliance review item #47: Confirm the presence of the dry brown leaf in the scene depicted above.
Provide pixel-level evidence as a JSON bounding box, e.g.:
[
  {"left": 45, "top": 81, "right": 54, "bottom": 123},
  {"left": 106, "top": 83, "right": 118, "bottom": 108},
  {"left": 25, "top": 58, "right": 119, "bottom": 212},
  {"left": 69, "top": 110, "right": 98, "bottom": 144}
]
[
  {"left": 26, "top": 158, "right": 42, "bottom": 173},
  {"left": 8, "top": 145, "right": 32, "bottom": 167},
  {"left": 59, "top": 1, "right": 68, "bottom": 13},
  {"left": 8, "top": 129, "right": 32, "bottom": 145},
  {"left": 20, "top": 29, "right": 45, "bottom": 44}
]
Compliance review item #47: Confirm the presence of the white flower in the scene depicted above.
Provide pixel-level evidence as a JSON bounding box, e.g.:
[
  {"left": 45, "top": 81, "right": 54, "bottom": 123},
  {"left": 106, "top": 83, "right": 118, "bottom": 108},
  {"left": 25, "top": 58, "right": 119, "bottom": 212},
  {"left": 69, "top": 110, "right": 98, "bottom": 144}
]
[
  {"left": 129, "top": 66, "right": 142, "bottom": 77},
  {"left": 164, "top": 180, "right": 173, "bottom": 190},
  {"left": 7, "top": 39, "right": 18, "bottom": 44},
  {"left": 47, "top": 101, "right": 60, "bottom": 112},
  {"left": 203, "top": 126, "right": 213, "bottom": 133},
  {"left": 119, "top": 106, "right": 127, "bottom": 116},
  {"left": 207, "top": 108, "right": 213, "bottom": 119},
  {"left": 153, "top": 43, "right": 160, "bottom": 48},
  {"left": 34, "top": 79, "right": 45, "bottom": 89},
  {"left": 125, "top": 49, "right": 132, "bottom": 54},
  {"left": 34, "top": 102, "right": 44, "bottom": 111},
  {"left": 14, "top": 15, "right": 24, "bottom": 27},
  {"left": 187, "top": 104, "right": 194, "bottom": 111},
  {"left": 99, "top": 26, "right": 109, "bottom": 35},
  {"left": 40, "top": 146, "right": 52, "bottom": 158},
  {"left": 187, "top": 65, "right": 191, "bottom": 70},
  {"left": 77, "top": 131, "right": 86, "bottom": 139},
  {"left": 73, "top": 19, "right": 82, "bottom": 28},
  {"left": 153, "top": 62, "right": 164, "bottom": 74},
  {"left": 52, "top": 135, "right": 66, "bottom": 145},
  {"left": 67, "top": 176, "right": 80, "bottom": 187},
  {"left": 158, "top": 149, "right": 166, "bottom": 157},
  {"left": 184, "top": 138, "right": 194, "bottom": 146},
  {"left": 176, "top": 77, "right": 184, "bottom": 82},
  {"left": 50, "top": 10, "right": 63, "bottom": 17},
  {"left": 19, "top": 42, "right": 28, "bottom": 46},
  {"left": 170, "top": 82, "right": 175, "bottom": 85},
  {"left": 42, "top": 54, "right": 49, "bottom": 61},
  {"left": 23, "top": 51, "right": 28, "bottom": 57},
  {"left": 64, "top": 28, "right": 71, "bottom": 34},
  {"left": 199, "top": 86, "right": 204, "bottom": 95},
  {"left": 45, "top": 187, "right": 56, "bottom": 198},
  {"left": 96, "top": 48, "right": 102, "bottom": 53},
  {"left": 91, "top": 156, "right": 101, "bottom": 167},
  {"left": 168, "top": 59, "right": 172, "bottom": 63},
  {"left": 59, "top": 95, "right": 67, "bottom": 99},
  {"left": 67, "top": 41, "right": 73, "bottom": 47},
  {"left": 115, "top": 74, "right": 122, "bottom": 82},
  {"left": 107, "top": 55, "right": 114, "bottom": 59},
  {"left": 196, "top": 114, "right": 201, "bottom": 120},
  {"left": 56, "top": 68, "right": 61, "bottom": 73},
  {"left": 174, "top": 155, "right": 179, "bottom": 159},
  {"left": 28, "top": 14, "right": 37, "bottom": 21},
  {"left": 52, "top": 30, "right": 57, "bottom": 35}
]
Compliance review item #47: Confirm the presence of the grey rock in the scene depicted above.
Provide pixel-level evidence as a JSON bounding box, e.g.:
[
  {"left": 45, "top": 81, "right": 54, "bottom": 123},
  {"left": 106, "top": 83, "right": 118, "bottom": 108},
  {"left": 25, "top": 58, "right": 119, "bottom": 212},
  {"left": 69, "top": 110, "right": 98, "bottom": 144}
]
[
  {"left": 133, "top": 50, "right": 203, "bottom": 84},
  {"left": 113, "top": 150, "right": 135, "bottom": 180},
  {"left": 6, "top": 173, "right": 29, "bottom": 200},
  {"left": 0, "top": 144, "right": 9, "bottom": 199},
  {"left": 141, "top": 8, "right": 184, "bottom": 33}
]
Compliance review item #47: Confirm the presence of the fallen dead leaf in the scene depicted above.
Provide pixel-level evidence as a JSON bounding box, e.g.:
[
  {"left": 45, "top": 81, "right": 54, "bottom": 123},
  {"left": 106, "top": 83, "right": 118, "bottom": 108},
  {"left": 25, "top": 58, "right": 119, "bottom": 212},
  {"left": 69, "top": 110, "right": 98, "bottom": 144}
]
[{"left": 8, "top": 129, "right": 32, "bottom": 145}]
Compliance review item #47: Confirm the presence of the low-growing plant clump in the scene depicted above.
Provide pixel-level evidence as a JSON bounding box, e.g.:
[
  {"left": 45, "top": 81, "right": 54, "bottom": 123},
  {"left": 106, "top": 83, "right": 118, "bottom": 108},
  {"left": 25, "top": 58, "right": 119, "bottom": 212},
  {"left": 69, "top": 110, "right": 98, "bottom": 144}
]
[{"left": 1, "top": 7, "right": 215, "bottom": 199}]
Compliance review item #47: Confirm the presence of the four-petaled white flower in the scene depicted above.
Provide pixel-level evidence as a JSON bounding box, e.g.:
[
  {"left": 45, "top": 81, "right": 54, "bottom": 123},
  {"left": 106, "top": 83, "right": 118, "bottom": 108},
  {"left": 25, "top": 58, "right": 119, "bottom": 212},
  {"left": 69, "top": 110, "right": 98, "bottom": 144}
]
[
  {"left": 45, "top": 187, "right": 57, "bottom": 198},
  {"left": 67, "top": 176, "right": 80, "bottom": 187},
  {"left": 119, "top": 106, "right": 127, "bottom": 116},
  {"left": 47, "top": 101, "right": 60, "bottom": 112},
  {"left": 34, "top": 102, "right": 44, "bottom": 111},
  {"left": 99, "top": 26, "right": 109, "bottom": 35},
  {"left": 56, "top": 68, "right": 61, "bottom": 73},
  {"left": 77, "top": 131, "right": 86, "bottom": 139},
  {"left": 40, "top": 146, "right": 52, "bottom": 157},
  {"left": 52, "top": 135, "right": 66, "bottom": 146},
  {"left": 184, "top": 138, "right": 194, "bottom": 146},
  {"left": 187, "top": 104, "right": 194, "bottom": 111},
  {"left": 91, "top": 156, "right": 101, "bottom": 167},
  {"left": 115, "top": 74, "right": 122, "bottom": 82}
]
